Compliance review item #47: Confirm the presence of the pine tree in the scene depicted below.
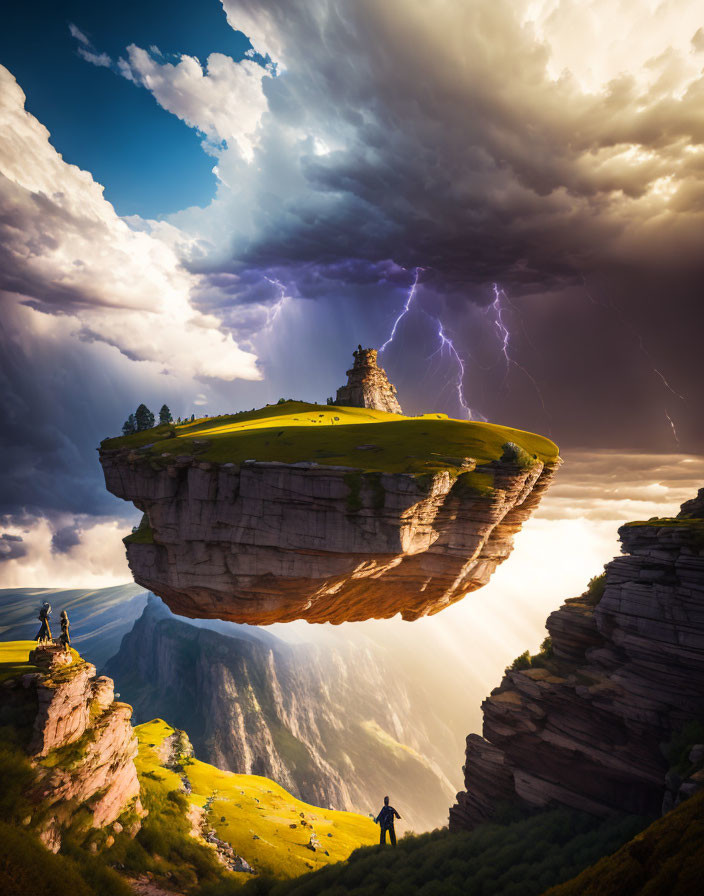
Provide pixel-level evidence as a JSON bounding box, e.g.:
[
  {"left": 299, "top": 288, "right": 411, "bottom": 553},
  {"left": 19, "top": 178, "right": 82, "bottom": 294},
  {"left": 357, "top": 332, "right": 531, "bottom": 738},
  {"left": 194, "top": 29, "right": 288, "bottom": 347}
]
[
  {"left": 159, "top": 404, "right": 173, "bottom": 425},
  {"left": 122, "top": 414, "right": 137, "bottom": 435},
  {"left": 135, "top": 404, "right": 155, "bottom": 431}
]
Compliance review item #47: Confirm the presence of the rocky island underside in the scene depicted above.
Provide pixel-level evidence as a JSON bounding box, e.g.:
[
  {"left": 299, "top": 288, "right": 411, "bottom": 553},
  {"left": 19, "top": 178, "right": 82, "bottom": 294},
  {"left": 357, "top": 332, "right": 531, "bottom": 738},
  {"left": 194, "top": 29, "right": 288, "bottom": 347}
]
[{"left": 100, "top": 401, "right": 559, "bottom": 625}]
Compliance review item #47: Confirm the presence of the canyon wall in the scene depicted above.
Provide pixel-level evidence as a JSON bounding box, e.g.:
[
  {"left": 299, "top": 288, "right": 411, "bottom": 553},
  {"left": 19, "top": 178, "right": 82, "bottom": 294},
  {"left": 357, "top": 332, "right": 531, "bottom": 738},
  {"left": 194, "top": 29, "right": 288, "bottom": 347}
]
[
  {"left": 106, "top": 596, "right": 458, "bottom": 831},
  {"left": 450, "top": 488, "right": 704, "bottom": 830}
]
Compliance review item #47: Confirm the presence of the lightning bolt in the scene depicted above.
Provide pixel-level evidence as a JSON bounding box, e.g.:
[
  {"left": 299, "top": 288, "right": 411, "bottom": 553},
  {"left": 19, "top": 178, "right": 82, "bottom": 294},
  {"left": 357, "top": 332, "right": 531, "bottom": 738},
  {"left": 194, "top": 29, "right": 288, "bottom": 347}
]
[
  {"left": 581, "top": 276, "right": 685, "bottom": 447},
  {"left": 379, "top": 267, "right": 423, "bottom": 354},
  {"left": 264, "top": 277, "right": 288, "bottom": 329},
  {"left": 491, "top": 283, "right": 550, "bottom": 424},
  {"left": 665, "top": 410, "right": 680, "bottom": 446},
  {"left": 379, "top": 267, "right": 481, "bottom": 419},
  {"left": 433, "top": 319, "right": 475, "bottom": 419}
]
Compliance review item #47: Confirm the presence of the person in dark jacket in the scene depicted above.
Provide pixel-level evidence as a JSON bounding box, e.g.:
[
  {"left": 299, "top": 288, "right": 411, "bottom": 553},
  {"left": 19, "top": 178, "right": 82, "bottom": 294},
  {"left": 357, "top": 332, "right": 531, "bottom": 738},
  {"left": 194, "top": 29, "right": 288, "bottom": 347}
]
[
  {"left": 59, "top": 611, "right": 71, "bottom": 652},
  {"left": 375, "top": 796, "right": 401, "bottom": 846},
  {"left": 34, "top": 602, "right": 52, "bottom": 643}
]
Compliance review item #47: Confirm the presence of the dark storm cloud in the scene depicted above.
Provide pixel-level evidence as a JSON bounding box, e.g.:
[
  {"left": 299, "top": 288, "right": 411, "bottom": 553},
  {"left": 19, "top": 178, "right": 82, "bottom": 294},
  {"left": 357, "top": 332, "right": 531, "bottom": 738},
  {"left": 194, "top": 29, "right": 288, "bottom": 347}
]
[
  {"left": 51, "top": 525, "right": 82, "bottom": 554},
  {"left": 209, "top": 0, "right": 704, "bottom": 297},
  {"left": 1, "top": 0, "right": 703, "bottom": 576},
  {"left": 196, "top": 0, "right": 703, "bottom": 451},
  {"left": 0, "top": 301, "right": 118, "bottom": 519},
  {"left": 0, "top": 533, "right": 27, "bottom": 562}
]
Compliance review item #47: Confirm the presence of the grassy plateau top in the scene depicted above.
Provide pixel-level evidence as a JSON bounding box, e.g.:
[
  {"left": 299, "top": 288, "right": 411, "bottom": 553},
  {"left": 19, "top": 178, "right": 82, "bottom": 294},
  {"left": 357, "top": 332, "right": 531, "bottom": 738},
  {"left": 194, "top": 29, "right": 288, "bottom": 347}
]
[{"left": 102, "top": 401, "right": 559, "bottom": 476}]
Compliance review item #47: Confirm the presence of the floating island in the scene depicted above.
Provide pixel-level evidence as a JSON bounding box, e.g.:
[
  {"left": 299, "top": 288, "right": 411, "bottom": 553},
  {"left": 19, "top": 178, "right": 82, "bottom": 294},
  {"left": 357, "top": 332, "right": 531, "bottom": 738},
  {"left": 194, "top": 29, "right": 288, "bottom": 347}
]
[{"left": 100, "top": 351, "right": 560, "bottom": 624}]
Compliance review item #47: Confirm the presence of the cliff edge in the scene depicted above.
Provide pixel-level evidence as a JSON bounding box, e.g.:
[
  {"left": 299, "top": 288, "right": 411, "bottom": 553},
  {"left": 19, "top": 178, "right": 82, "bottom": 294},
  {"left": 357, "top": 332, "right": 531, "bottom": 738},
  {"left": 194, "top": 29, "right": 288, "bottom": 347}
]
[
  {"left": 0, "top": 642, "right": 142, "bottom": 852},
  {"left": 99, "top": 402, "right": 559, "bottom": 624},
  {"left": 450, "top": 487, "right": 704, "bottom": 830}
]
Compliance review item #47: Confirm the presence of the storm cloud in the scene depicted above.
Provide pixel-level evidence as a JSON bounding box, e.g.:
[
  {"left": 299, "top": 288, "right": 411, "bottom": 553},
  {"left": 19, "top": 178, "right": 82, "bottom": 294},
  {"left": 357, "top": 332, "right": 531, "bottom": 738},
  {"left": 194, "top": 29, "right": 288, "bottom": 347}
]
[
  {"left": 1, "top": 0, "right": 703, "bottom": 582},
  {"left": 112, "top": 0, "right": 704, "bottom": 446},
  {"left": 157, "top": 0, "right": 704, "bottom": 290},
  {"left": 0, "top": 534, "right": 27, "bottom": 562}
]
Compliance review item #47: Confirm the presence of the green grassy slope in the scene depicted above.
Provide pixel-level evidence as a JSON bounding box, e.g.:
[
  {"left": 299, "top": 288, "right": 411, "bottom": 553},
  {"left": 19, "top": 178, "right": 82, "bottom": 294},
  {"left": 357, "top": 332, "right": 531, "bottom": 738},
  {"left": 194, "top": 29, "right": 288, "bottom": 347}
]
[
  {"left": 102, "top": 401, "right": 559, "bottom": 475},
  {"left": 135, "top": 720, "right": 378, "bottom": 880},
  {"left": 544, "top": 790, "right": 704, "bottom": 896},
  {"left": 205, "top": 807, "right": 646, "bottom": 896},
  {"left": 0, "top": 821, "right": 131, "bottom": 896}
]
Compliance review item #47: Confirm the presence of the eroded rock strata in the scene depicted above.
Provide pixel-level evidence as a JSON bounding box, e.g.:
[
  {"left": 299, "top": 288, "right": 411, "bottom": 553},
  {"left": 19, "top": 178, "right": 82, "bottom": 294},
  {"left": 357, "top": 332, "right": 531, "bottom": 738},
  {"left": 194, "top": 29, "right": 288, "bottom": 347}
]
[
  {"left": 0, "top": 646, "right": 142, "bottom": 851},
  {"left": 450, "top": 488, "right": 704, "bottom": 830},
  {"left": 334, "top": 347, "right": 403, "bottom": 413},
  {"left": 99, "top": 450, "right": 560, "bottom": 624}
]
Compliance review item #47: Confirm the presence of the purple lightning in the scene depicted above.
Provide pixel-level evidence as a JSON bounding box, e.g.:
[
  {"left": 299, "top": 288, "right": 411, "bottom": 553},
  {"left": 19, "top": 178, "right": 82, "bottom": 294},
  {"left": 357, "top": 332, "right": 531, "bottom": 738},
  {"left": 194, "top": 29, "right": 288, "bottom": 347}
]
[
  {"left": 379, "top": 267, "right": 480, "bottom": 419},
  {"left": 581, "top": 276, "right": 685, "bottom": 446},
  {"left": 491, "top": 283, "right": 550, "bottom": 423},
  {"left": 432, "top": 319, "right": 476, "bottom": 419},
  {"left": 379, "top": 267, "right": 423, "bottom": 353},
  {"left": 264, "top": 276, "right": 288, "bottom": 329}
]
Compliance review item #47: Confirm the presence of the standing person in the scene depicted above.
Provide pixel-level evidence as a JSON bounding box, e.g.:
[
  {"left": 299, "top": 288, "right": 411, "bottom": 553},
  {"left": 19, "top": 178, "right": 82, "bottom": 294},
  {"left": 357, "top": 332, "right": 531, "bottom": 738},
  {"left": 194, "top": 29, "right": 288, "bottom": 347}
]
[
  {"left": 375, "top": 796, "right": 401, "bottom": 846},
  {"left": 59, "top": 611, "right": 71, "bottom": 652},
  {"left": 34, "top": 602, "right": 52, "bottom": 643}
]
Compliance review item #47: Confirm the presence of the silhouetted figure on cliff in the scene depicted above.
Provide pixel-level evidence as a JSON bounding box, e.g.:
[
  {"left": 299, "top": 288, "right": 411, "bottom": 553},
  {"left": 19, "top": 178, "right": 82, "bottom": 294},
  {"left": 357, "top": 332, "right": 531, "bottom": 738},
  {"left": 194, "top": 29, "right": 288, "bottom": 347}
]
[
  {"left": 375, "top": 796, "right": 401, "bottom": 846},
  {"left": 59, "top": 610, "right": 71, "bottom": 652},
  {"left": 34, "top": 602, "right": 52, "bottom": 643}
]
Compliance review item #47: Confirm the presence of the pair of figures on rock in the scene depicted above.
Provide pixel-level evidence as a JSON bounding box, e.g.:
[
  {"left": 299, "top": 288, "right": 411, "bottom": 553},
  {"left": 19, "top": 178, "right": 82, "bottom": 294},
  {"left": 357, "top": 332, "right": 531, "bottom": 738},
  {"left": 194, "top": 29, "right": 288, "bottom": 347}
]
[{"left": 34, "top": 602, "right": 71, "bottom": 652}]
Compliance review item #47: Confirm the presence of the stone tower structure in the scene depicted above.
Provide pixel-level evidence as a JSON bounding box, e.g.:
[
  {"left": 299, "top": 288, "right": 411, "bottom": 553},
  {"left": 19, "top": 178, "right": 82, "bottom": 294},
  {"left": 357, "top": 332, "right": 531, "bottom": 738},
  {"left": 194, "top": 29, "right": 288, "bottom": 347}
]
[{"left": 334, "top": 347, "right": 403, "bottom": 414}]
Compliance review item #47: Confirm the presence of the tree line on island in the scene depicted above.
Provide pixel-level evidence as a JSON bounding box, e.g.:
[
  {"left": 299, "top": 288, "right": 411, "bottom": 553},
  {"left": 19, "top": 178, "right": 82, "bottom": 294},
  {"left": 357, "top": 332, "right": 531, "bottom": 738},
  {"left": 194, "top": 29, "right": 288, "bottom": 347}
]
[
  {"left": 122, "top": 404, "right": 172, "bottom": 435},
  {"left": 121, "top": 404, "right": 201, "bottom": 435}
]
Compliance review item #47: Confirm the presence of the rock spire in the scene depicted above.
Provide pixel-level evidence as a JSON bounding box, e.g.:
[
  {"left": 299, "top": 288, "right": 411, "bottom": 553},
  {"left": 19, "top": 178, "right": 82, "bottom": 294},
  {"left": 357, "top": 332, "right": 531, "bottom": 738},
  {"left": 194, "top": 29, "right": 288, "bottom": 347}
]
[{"left": 334, "top": 347, "right": 403, "bottom": 414}]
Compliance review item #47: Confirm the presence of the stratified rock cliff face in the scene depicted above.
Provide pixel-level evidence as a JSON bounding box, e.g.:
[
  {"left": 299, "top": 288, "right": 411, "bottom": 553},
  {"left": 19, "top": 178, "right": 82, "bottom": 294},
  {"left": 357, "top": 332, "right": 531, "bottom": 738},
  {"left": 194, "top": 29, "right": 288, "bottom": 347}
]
[
  {"left": 0, "top": 645, "right": 141, "bottom": 851},
  {"left": 100, "top": 452, "right": 559, "bottom": 625},
  {"left": 450, "top": 488, "right": 704, "bottom": 830},
  {"left": 106, "top": 597, "right": 458, "bottom": 831},
  {"left": 335, "top": 348, "right": 403, "bottom": 413}
]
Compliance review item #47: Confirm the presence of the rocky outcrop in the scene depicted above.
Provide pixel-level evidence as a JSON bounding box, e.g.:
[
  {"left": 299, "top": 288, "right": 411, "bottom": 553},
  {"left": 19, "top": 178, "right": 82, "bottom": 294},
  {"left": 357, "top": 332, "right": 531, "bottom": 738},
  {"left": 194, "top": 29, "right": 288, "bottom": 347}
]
[
  {"left": 99, "top": 448, "right": 559, "bottom": 624},
  {"left": 106, "top": 596, "right": 459, "bottom": 831},
  {"left": 450, "top": 488, "right": 704, "bottom": 830},
  {"left": 334, "top": 347, "right": 402, "bottom": 413},
  {"left": 0, "top": 645, "right": 142, "bottom": 851}
]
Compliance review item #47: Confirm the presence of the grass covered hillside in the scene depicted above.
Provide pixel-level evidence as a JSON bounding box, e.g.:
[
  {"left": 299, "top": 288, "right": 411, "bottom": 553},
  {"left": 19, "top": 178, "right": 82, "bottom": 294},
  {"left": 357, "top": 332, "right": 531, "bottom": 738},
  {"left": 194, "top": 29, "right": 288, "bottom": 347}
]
[
  {"left": 544, "top": 790, "right": 704, "bottom": 896},
  {"left": 101, "top": 401, "right": 559, "bottom": 476},
  {"left": 135, "top": 720, "right": 378, "bottom": 881},
  {"left": 204, "top": 807, "right": 647, "bottom": 896}
]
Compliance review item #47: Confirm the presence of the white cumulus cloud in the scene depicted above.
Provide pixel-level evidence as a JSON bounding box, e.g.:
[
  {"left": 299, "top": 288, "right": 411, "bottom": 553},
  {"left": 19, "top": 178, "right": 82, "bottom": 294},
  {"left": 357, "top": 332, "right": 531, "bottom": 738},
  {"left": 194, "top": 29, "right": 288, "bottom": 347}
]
[
  {"left": 0, "top": 65, "right": 260, "bottom": 383},
  {"left": 118, "top": 45, "right": 270, "bottom": 159}
]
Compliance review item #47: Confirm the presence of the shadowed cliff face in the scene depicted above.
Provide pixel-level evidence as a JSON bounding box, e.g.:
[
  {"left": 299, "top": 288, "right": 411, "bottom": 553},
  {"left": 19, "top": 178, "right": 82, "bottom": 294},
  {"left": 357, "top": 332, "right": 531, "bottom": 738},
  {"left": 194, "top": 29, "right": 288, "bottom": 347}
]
[
  {"left": 106, "top": 597, "right": 459, "bottom": 831},
  {"left": 99, "top": 447, "right": 559, "bottom": 625},
  {"left": 450, "top": 487, "right": 704, "bottom": 830}
]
